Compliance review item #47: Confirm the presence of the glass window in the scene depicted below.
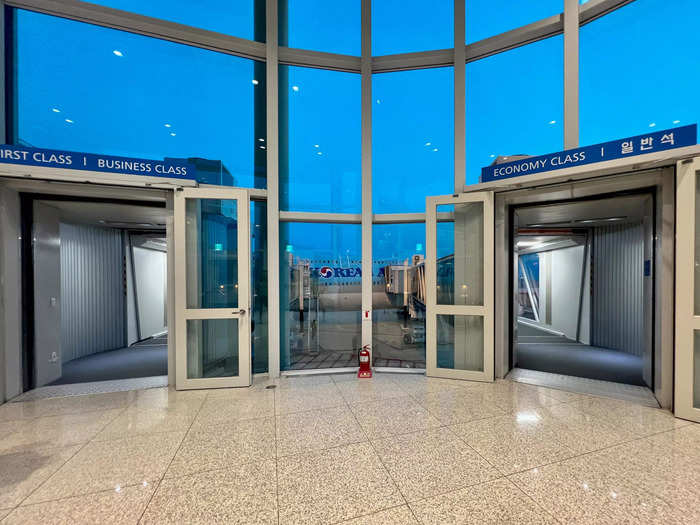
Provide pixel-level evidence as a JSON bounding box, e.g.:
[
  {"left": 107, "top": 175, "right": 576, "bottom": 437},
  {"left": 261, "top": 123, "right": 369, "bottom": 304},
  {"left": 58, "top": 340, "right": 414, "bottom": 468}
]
[
  {"left": 466, "top": 36, "right": 563, "bottom": 186},
  {"left": 280, "top": 0, "right": 360, "bottom": 55},
  {"left": 12, "top": 10, "right": 266, "bottom": 189},
  {"left": 86, "top": 0, "right": 264, "bottom": 41},
  {"left": 251, "top": 201, "right": 268, "bottom": 374},
  {"left": 373, "top": 67, "right": 454, "bottom": 213},
  {"left": 185, "top": 199, "right": 239, "bottom": 309},
  {"left": 186, "top": 319, "right": 240, "bottom": 379},
  {"left": 372, "top": 223, "right": 426, "bottom": 368},
  {"left": 436, "top": 203, "right": 484, "bottom": 306},
  {"left": 280, "top": 222, "right": 362, "bottom": 371},
  {"left": 436, "top": 314, "right": 484, "bottom": 371},
  {"left": 466, "top": 1, "right": 562, "bottom": 44},
  {"left": 279, "top": 66, "right": 361, "bottom": 212},
  {"left": 372, "top": 0, "right": 453, "bottom": 55},
  {"left": 580, "top": 0, "right": 700, "bottom": 145}
]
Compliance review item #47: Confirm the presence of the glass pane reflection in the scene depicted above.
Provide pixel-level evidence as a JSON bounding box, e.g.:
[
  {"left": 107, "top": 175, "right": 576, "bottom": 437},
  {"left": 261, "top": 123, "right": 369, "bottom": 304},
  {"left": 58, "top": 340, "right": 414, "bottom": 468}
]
[
  {"left": 186, "top": 318, "right": 239, "bottom": 379},
  {"left": 372, "top": 223, "right": 426, "bottom": 368},
  {"left": 436, "top": 314, "right": 484, "bottom": 371},
  {"left": 436, "top": 202, "right": 484, "bottom": 306},
  {"left": 185, "top": 199, "right": 239, "bottom": 309}
]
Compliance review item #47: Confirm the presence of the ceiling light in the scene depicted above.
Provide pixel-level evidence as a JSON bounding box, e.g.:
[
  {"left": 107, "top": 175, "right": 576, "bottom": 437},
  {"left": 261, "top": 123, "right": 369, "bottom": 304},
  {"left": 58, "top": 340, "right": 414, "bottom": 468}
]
[
  {"left": 170, "top": 132, "right": 176, "bottom": 136},
  {"left": 649, "top": 122, "right": 656, "bottom": 128},
  {"left": 251, "top": 79, "right": 259, "bottom": 85},
  {"left": 52, "top": 108, "right": 60, "bottom": 113},
  {"left": 258, "top": 138, "right": 265, "bottom": 142},
  {"left": 576, "top": 216, "right": 626, "bottom": 224},
  {"left": 673, "top": 120, "right": 681, "bottom": 124},
  {"left": 164, "top": 124, "right": 171, "bottom": 128},
  {"left": 292, "top": 85, "right": 299, "bottom": 92},
  {"left": 549, "top": 120, "right": 556, "bottom": 125},
  {"left": 65, "top": 118, "right": 74, "bottom": 124},
  {"left": 433, "top": 148, "right": 438, "bottom": 152},
  {"left": 113, "top": 50, "right": 123, "bottom": 57},
  {"left": 314, "top": 144, "right": 319, "bottom": 148},
  {"left": 317, "top": 151, "right": 323, "bottom": 155},
  {"left": 425, "top": 142, "right": 431, "bottom": 146},
  {"left": 260, "top": 145, "right": 266, "bottom": 149}
]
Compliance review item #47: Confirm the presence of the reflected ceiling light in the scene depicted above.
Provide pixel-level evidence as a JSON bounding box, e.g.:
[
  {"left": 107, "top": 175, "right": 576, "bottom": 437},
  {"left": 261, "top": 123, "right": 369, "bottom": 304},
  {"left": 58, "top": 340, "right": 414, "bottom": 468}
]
[
  {"left": 314, "top": 144, "right": 319, "bottom": 148},
  {"left": 432, "top": 148, "right": 438, "bottom": 152},
  {"left": 258, "top": 138, "right": 265, "bottom": 142},
  {"left": 292, "top": 85, "right": 300, "bottom": 92},
  {"left": 164, "top": 123, "right": 171, "bottom": 128},
  {"left": 425, "top": 142, "right": 431, "bottom": 146},
  {"left": 549, "top": 120, "right": 556, "bottom": 125},
  {"left": 516, "top": 412, "right": 539, "bottom": 424},
  {"left": 260, "top": 145, "right": 266, "bottom": 149},
  {"left": 51, "top": 108, "right": 61, "bottom": 113},
  {"left": 65, "top": 118, "right": 74, "bottom": 124},
  {"left": 649, "top": 122, "right": 656, "bottom": 128},
  {"left": 489, "top": 154, "right": 496, "bottom": 158},
  {"left": 317, "top": 151, "right": 323, "bottom": 155},
  {"left": 170, "top": 132, "right": 176, "bottom": 136},
  {"left": 376, "top": 99, "right": 381, "bottom": 104},
  {"left": 112, "top": 50, "right": 124, "bottom": 57},
  {"left": 673, "top": 120, "right": 681, "bottom": 124},
  {"left": 251, "top": 79, "right": 259, "bottom": 85}
]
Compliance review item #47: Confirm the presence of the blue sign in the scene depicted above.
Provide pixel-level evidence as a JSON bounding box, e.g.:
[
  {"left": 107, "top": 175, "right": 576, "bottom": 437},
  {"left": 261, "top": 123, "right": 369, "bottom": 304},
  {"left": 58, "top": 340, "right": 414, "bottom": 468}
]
[
  {"left": 0, "top": 145, "right": 195, "bottom": 180},
  {"left": 481, "top": 124, "right": 697, "bottom": 183}
]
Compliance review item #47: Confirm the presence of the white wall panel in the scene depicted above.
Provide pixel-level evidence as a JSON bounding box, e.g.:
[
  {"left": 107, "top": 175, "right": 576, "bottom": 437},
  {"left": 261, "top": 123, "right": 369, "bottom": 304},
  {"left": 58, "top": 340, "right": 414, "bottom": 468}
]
[
  {"left": 592, "top": 222, "right": 644, "bottom": 356},
  {"left": 60, "top": 223, "right": 125, "bottom": 363},
  {"left": 133, "top": 246, "right": 167, "bottom": 339}
]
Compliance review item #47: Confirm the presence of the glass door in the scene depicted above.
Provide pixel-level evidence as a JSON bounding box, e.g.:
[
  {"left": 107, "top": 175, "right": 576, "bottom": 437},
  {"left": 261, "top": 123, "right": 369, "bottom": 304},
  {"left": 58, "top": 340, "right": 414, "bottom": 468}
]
[
  {"left": 174, "top": 188, "right": 251, "bottom": 389},
  {"left": 675, "top": 157, "right": 700, "bottom": 421},
  {"left": 425, "top": 192, "right": 494, "bottom": 382}
]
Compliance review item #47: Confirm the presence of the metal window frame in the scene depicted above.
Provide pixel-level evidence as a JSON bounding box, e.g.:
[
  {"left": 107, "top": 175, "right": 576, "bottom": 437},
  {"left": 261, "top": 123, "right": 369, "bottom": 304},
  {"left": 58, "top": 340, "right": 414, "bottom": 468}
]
[{"left": 1, "top": 0, "right": 638, "bottom": 380}]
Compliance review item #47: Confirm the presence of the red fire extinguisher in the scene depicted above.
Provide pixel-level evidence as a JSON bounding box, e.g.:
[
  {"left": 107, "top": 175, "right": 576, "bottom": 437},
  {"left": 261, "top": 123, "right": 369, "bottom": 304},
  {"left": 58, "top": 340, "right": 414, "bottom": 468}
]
[{"left": 358, "top": 344, "right": 372, "bottom": 378}]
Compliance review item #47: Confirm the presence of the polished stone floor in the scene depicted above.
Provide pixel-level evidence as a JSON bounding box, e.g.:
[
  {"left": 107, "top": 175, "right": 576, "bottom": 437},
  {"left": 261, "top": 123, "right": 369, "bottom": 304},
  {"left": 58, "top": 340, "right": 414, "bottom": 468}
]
[{"left": 0, "top": 373, "right": 698, "bottom": 524}]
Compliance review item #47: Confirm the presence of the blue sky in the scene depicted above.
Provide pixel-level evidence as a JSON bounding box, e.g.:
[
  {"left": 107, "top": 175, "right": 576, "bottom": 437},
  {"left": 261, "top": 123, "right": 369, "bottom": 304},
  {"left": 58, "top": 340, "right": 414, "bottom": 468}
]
[{"left": 13, "top": 1, "right": 699, "bottom": 260}]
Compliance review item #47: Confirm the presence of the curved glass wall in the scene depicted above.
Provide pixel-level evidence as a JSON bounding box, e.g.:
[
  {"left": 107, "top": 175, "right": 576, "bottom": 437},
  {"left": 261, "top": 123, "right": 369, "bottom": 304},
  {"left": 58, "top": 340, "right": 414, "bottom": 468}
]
[
  {"left": 466, "top": 36, "right": 563, "bottom": 186},
  {"left": 372, "top": 0, "right": 453, "bottom": 55},
  {"left": 280, "top": 0, "right": 360, "bottom": 55},
  {"left": 580, "top": 0, "right": 700, "bottom": 145},
  {"left": 280, "top": 223, "right": 362, "bottom": 371},
  {"left": 279, "top": 66, "right": 361, "bottom": 212},
  {"left": 466, "top": 1, "right": 562, "bottom": 43},
  {"left": 372, "top": 223, "right": 426, "bottom": 368},
  {"left": 8, "top": 0, "right": 675, "bottom": 375},
  {"left": 87, "top": 0, "right": 265, "bottom": 41},
  {"left": 13, "top": 10, "right": 267, "bottom": 189},
  {"left": 373, "top": 67, "right": 454, "bottom": 213}
]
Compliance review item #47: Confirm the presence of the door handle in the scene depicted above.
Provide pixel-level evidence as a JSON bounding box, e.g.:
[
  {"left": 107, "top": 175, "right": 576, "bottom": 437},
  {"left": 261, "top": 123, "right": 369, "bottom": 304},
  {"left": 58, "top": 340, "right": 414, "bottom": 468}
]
[{"left": 235, "top": 309, "right": 246, "bottom": 315}]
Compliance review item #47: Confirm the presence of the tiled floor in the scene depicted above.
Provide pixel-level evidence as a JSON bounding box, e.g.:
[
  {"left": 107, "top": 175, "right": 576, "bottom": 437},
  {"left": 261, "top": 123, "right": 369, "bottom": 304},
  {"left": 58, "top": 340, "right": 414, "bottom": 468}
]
[{"left": 0, "top": 373, "right": 698, "bottom": 524}]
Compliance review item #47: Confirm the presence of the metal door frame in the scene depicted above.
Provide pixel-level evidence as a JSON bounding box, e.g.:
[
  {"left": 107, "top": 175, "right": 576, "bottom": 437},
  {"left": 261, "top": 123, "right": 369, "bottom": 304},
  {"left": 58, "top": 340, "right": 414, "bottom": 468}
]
[
  {"left": 174, "top": 187, "right": 251, "bottom": 390},
  {"left": 425, "top": 191, "right": 495, "bottom": 382}
]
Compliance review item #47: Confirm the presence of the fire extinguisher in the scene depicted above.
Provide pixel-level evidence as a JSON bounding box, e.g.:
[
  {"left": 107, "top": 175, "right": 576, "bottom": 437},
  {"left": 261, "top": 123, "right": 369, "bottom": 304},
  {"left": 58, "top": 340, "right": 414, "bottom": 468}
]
[{"left": 358, "top": 344, "right": 372, "bottom": 378}]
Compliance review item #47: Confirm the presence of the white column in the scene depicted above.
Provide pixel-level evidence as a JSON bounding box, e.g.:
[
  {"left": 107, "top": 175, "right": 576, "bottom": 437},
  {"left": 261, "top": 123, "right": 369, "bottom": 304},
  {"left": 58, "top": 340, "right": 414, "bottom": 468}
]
[
  {"left": 563, "top": 0, "right": 580, "bottom": 149},
  {"left": 266, "top": 0, "right": 281, "bottom": 377},
  {"left": 361, "top": 0, "right": 373, "bottom": 355}
]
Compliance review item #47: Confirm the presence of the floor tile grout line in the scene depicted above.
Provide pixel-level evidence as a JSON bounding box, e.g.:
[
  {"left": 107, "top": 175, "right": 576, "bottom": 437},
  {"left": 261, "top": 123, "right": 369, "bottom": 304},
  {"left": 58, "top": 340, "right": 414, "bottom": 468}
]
[
  {"left": 10, "top": 403, "right": 130, "bottom": 510},
  {"left": 334, "top": 502, "right": 417, "bottom": 525},
  {"left": 342, "top": 383, "right": 415, "bottom": 515},
  {"left": 273, "top": 387, "right": 281, "bottom": 525},
  {"left": 135, "top": 389, "right": 210, "bottom": 524},
  {"left": 501, "top": 472, "right": 566, "bottom": 525}
]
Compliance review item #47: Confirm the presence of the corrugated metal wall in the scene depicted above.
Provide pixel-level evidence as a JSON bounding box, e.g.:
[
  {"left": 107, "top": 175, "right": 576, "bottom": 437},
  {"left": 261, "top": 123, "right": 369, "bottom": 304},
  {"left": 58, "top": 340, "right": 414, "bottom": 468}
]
[
  {"left": 591, "top": 222, "right": 644, "bottom": 356},
  {"left": 60, "top": 223, "right": 125, "bottom": 363}
]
